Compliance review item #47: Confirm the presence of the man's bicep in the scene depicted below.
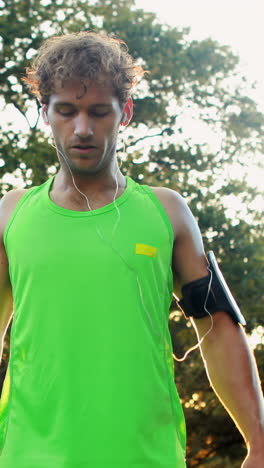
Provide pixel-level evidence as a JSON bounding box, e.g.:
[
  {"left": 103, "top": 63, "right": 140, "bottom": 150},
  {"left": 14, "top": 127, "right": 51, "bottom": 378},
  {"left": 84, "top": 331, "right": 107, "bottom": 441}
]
[
  {"left": 172, "top": 193, "right": 208, "bottom": 286},
  {"left": 0, "top": 193, "right": 15, "bottom": 340},
  {"left": 0, "top": 238, "right": 13, "bottom": 340}
]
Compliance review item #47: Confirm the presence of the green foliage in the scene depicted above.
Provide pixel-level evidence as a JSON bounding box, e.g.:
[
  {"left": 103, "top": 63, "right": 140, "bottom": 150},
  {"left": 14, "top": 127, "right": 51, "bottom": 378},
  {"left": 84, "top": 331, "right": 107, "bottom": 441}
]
[{"left": 1, "top": 0, "right": 263, "bottom": 465}]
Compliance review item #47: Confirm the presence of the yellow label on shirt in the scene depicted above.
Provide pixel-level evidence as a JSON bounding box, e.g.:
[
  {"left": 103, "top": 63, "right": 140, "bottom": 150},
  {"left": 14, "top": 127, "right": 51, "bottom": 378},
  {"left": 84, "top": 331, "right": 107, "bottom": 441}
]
[{"left": 135, "top": 243, "right": 157, "bottom": 258}]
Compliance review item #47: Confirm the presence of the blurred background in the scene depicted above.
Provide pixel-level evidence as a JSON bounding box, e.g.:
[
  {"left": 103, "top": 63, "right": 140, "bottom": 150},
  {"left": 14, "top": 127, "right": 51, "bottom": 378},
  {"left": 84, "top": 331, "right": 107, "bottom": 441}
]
[{"left": 0, "top": 0, "right": 263, "bottom": 466}]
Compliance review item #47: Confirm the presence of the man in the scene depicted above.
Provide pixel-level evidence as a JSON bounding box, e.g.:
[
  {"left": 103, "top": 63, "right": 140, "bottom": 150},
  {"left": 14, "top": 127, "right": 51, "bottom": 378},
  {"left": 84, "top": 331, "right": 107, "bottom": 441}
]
[{"left": 0, "top": 31, "right": 263, "bottom": 468}]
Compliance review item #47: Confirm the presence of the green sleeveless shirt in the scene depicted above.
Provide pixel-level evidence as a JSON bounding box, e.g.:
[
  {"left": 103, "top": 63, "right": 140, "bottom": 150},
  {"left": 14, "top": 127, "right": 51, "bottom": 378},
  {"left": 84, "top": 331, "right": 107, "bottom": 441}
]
[{"left": 0, "top": 175, "right": 186, "bottom": 467}]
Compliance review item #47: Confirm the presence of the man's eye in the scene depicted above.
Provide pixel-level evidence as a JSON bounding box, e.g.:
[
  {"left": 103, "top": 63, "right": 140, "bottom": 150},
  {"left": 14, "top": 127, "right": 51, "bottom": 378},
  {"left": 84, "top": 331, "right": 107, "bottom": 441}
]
[
  {"left": 92, "top": 108, "right": 111, "bottom": 117},
  {"left": 57, "top": 107, "right": 75, "bottom": 116},
  {"left": 94, "top": 112, "right": 108, "bottom": 117},
  {"left": 55, "top": 106, "right": 111, "bottom": 117}
]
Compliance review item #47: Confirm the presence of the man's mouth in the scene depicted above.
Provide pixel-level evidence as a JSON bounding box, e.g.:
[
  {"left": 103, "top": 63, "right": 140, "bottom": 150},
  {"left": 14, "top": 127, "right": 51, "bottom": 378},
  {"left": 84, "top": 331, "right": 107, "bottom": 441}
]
[
  {"left": 72, "top": 144, "right": 96, "bottom": 149},
  {"left": 71, "top": 145, "right": 96, "bottom": 154}
]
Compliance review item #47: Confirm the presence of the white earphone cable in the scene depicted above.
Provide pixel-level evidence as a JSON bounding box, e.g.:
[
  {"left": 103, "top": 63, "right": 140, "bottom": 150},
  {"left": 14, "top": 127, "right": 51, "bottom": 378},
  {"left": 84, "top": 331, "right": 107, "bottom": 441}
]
[{"left": 50, "top": 138, "right": 214, "bottom": 360}]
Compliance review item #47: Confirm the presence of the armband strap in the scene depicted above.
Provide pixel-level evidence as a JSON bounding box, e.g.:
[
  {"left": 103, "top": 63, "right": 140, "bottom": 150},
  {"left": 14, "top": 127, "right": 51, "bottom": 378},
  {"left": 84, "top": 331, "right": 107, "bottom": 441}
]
[{"left": 177, "top": 251, "right": 246, "bottom": 325}]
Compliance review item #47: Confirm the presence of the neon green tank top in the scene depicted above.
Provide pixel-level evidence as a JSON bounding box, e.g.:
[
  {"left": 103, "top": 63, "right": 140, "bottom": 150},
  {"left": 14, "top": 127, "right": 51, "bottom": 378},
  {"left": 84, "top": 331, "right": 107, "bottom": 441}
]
[{"left": 0, "top": 175, "right": 186, "bottom": 467}]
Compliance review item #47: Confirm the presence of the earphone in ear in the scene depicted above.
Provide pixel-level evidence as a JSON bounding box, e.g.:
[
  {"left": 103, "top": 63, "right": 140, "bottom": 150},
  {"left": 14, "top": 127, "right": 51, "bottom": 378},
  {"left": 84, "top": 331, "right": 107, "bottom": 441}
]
[
  {"left": 121, "top": 113, "right": 128, "bottom": 125},
  {"left": 42, "top": 107, "right": 49, "bottom": 124}
]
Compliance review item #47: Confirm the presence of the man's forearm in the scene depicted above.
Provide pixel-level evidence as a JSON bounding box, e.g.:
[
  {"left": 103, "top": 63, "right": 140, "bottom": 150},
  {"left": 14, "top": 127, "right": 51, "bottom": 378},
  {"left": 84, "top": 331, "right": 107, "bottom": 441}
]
[{"left": 193, "top": 311, "right": 264, "bottom": 451}]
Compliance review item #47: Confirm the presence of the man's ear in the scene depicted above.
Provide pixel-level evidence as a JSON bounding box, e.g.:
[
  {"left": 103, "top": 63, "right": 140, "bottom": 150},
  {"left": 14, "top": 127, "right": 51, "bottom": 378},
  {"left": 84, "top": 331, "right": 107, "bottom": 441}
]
[
  {"left": 121, "top": 98, "right": 133, "bottom": 127},
  {"left": 42, "top": 105, "right": 49, "bottom": 125}
]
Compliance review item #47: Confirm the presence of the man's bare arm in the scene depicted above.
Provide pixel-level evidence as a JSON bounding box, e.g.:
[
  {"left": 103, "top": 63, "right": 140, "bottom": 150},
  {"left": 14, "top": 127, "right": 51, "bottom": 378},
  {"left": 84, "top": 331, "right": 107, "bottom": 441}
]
[
  {"left": 0, "top": 190, "right": 26, "bottom": 363},
  {"left": 193, "top": 312, "right": 264, "bottom": 464},
  {"left": 0, "top": 239, "right": 13, "bottom": 364},
  {"left": 170, "top": 190, "right": 264, "bottom": 466}
]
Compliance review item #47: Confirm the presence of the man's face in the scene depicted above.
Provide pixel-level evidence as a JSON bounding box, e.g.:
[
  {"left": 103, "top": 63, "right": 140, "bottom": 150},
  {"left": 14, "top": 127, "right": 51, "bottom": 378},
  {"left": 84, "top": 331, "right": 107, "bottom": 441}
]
[{"left": 45, "top": 77, "right": 128, "bottom": 176}]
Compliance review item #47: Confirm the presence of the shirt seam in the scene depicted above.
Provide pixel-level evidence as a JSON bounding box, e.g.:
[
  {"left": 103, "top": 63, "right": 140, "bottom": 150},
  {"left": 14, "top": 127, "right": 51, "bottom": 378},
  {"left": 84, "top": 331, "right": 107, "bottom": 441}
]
[{"left": 46, "top": 175, "right": 133, "bottom": 217}]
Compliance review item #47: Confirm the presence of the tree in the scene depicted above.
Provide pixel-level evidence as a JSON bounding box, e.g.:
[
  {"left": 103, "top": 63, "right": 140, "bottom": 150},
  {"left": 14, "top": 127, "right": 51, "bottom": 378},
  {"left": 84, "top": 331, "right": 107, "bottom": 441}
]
[{"left": 1, "top": 0, "right": 263, "bottom": 465}]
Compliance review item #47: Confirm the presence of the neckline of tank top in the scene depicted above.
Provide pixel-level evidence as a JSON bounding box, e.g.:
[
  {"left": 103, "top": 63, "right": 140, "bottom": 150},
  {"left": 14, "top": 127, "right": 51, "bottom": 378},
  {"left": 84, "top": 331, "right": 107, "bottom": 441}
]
[{"left": 45, "top": 174, "right": 134, "bottom": 217}]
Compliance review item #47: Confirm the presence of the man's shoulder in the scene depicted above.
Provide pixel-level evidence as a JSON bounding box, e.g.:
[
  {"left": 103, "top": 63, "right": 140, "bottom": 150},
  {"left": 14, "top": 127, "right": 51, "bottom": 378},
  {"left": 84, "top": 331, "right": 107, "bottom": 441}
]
[
  {"left": 150, "top": 185, "right": 182, "bottom": 201},
  {"left": 147, "top": 185, "right": 189, "bottom": 240},
  {"left": 0, "top": 187, "right": 29, "bottom": 210},
  {"left": 0, "top": 188, "right": 29, "bottom": 238}
]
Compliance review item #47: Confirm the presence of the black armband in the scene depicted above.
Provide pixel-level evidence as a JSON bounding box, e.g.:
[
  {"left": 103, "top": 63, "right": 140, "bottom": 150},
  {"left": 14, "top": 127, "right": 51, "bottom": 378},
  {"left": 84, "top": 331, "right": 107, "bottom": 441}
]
[{"left": 177, "top": 251, "right": 246, "bottom": 326}]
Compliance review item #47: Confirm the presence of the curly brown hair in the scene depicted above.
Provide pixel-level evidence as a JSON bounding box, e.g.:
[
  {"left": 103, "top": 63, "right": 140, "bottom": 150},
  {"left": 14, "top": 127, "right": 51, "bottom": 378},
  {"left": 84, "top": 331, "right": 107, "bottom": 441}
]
[{"left": 23, "top": 31, "right": 146, "bottom": 105}]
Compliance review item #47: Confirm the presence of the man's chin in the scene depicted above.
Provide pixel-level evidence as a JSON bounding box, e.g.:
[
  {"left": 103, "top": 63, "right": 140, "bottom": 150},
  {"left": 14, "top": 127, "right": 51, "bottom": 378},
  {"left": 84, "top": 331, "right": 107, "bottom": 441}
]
[
  {"left": 59, "top": 148, "right": 114, "bottom": 176},
  {"left": 66, "top": 158, "right": 104, "bottom": 176}
]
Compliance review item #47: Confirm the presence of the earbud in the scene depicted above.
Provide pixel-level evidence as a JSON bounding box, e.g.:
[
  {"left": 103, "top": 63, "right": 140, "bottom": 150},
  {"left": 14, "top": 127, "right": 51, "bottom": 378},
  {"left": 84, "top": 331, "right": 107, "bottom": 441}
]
[
  {"left": 42, "top": 107, "right": 49, "bottom": 124},
  {"left": 121, "top": 113, "right": 128, "bottom": 125}
]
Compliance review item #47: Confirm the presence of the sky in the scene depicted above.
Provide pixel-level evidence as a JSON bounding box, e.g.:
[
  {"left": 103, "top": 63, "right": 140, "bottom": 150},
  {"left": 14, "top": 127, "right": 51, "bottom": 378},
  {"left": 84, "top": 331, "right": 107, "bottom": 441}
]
[
  {"left": 133, "top": 0, "right": 264, "bottom": 207},
  {"left": 135, "top": 0, "right": 264, "bottom": 110},
  {"left": 1, "top": 0, "right": 264, "bottom": 199}
]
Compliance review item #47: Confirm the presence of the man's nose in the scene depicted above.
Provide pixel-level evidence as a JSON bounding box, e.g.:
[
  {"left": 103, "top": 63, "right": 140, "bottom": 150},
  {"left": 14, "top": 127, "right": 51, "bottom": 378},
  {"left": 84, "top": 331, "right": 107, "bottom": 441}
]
[{"left": 74, "top": 113, "right": 94, "bottom": 138}]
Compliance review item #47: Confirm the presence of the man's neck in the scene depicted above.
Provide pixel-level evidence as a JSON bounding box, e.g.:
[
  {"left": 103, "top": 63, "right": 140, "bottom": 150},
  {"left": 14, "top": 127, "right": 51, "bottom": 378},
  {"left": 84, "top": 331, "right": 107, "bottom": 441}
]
[{"left": 50, "top": 165, "right": 127, "bottom": 211}]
